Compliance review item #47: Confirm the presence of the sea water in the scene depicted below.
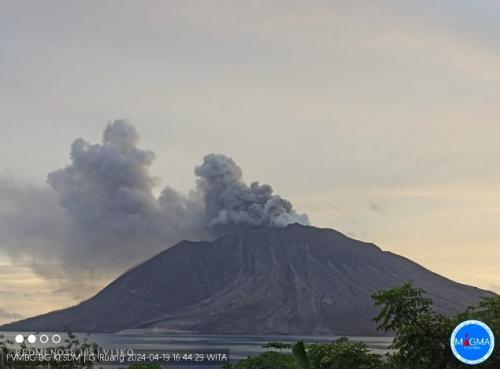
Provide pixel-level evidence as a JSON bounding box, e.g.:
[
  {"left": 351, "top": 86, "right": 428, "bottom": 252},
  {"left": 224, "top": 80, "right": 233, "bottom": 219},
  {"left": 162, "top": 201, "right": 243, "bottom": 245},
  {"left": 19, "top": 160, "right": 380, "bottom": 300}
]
[{"left": 1, "top": 332, "right": 393, "bottom": 368}]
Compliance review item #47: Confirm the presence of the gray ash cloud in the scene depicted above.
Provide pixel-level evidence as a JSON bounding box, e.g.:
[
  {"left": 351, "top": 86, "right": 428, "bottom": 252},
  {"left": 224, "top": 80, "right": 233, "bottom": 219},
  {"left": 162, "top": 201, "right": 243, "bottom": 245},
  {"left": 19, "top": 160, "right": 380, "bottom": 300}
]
[
  {"left": 195, "top": 153, "right": 308, "bottom": 230},
  {"left": 0, "top": 120, "right": 308, "bottom": 290}
]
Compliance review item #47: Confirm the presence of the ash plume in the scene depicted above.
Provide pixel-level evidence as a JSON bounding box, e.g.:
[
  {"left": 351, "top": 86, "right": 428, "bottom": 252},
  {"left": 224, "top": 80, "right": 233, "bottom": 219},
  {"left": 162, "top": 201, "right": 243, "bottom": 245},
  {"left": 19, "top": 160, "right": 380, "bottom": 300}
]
[
  {"left": 195, "top": 153, "right": 309, "bottom": 230},
  {"left": 0, "top": 120, "right": 309, "bottom": 292}
]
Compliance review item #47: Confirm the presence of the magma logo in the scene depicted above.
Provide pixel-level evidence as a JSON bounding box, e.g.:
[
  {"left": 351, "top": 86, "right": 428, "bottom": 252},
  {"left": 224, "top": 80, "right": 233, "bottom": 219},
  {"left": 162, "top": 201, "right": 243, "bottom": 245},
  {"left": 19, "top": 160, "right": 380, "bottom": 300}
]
[{"left": 450, "top": 320, "right": 495, "bottom": 365}]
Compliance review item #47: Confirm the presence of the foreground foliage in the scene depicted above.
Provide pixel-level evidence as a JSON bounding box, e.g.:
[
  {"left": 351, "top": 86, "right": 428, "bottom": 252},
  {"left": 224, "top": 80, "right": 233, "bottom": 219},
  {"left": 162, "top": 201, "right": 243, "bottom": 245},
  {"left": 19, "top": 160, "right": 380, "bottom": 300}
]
[
  {"left": 307, "top": 338, "right": 384, "bottom": 369},
  {"left": 1, "top": 283, "right": 498, "bottom": 369},
  {"left": 221, "top": 351, "right": 298, "bottom": 369},
  {"left": 226, "top": 337, "right": 383, "bottom": 369},
  {"left": 372, "top": 282, "right": 499, "bottom": 369},
  {"left": 227, "top": 282, "right": 499, "bottom": 369}
]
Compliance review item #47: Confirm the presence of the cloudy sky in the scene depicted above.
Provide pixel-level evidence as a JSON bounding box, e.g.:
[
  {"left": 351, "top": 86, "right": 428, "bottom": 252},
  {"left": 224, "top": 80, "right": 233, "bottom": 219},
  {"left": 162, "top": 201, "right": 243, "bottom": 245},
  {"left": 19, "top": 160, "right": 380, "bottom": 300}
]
[{"left": 1, "top": 0, "right": 499, "bottom": 323}]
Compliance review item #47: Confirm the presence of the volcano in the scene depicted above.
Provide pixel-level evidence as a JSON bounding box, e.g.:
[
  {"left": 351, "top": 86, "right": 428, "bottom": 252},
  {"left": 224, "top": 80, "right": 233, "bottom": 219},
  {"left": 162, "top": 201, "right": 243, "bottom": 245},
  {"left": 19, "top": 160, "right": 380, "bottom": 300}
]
[{"left": 1, "top": 224, "right": 494, "bottom": 335}]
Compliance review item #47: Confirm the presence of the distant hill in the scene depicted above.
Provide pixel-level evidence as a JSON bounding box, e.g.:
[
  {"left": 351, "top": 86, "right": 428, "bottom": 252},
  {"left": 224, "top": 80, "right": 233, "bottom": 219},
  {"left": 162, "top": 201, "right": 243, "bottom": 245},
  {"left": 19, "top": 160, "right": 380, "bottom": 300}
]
[{"left": 1, "top": 224, "right": 494, "bottom": 335}]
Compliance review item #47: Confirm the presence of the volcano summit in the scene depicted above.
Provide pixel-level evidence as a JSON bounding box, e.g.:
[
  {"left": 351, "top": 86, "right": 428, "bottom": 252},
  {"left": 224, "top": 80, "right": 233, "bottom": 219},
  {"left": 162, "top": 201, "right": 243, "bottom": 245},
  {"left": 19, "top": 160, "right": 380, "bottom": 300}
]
[{"left": 1, "top": 224, "right": 493, "bottom": 335}]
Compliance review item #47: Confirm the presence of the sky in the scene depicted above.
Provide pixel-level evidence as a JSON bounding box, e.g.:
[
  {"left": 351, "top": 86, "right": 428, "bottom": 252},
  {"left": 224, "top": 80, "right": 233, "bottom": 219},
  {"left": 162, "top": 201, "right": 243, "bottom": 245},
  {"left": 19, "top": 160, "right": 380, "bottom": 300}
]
[{"left": 0, "top": 0, "right": 499, "bottom": 324}]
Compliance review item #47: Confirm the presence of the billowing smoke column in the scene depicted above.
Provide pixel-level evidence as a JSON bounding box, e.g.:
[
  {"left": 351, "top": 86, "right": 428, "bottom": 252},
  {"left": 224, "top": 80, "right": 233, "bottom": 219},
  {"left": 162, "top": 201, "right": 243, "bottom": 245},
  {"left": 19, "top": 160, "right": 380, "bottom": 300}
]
[
  {"left": 0, "top": 120, "right": 309, "bottom": 293},
  {"left": 48, "top": 121, "right": 159, "bottom": 238},
  {"left": 195, "top": 154, "right": 309, "bottom": 230}
]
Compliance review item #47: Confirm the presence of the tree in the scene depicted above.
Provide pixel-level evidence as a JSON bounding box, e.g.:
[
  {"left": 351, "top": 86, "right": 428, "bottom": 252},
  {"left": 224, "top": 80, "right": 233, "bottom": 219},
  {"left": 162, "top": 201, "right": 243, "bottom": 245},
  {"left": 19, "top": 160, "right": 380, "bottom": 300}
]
[
  {"left": 262, "top": 342, "right": 293, "bottom": 351},
  {"left": 372, "top": 282, "right": 454, "bottom": 369},
  {"left": 372, "top": 282, "right": 500, "bottom": 369},
  {"left": 306, "top": 337, "right": 384, "bottom": 369},
  {"left": 372, "top": 282, "right": 433, "bottom": 332},
  {"left": 222, "top": 351, "right": 298, "bottom": 369},
  {"left": 453, "top": 296, "right": 500, "bottom": 369}
]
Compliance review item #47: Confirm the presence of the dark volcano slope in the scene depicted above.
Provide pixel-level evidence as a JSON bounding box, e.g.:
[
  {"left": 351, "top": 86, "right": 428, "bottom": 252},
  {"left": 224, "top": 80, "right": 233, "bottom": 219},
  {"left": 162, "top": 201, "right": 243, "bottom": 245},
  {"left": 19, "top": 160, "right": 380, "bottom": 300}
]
[{"left": 1, "top": 224, "right": 494, "bottom": 335}]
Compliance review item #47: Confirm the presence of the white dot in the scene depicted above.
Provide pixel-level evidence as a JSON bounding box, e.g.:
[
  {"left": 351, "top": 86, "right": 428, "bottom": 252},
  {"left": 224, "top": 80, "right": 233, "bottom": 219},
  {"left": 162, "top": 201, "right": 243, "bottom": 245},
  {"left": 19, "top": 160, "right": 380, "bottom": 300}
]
[
  {"left": 15, "top": 335, "right": 24, "bottom": 344},
  {"left": 27, "top": 335, "right": 37, "bottom": 344}
]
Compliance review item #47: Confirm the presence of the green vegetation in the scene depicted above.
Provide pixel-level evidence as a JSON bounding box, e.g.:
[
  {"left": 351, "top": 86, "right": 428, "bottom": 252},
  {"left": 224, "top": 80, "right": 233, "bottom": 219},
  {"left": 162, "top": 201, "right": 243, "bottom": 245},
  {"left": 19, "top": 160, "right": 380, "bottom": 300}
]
[
  {"left": 224, "top": 282, "right": 499, "bottom": 369},
  {"left": 372, "top": 282, "right": 455, "bottom": 369},
  {"left": 291, "top": 341, "right": 310, "bottom": 369},
  {"left": 1, "top": 283, "right": 498, "bottom": 369},
  {"left": 306, "top": 337, "right": 384, "bottom": 369},
  {"left": 262, "top": 342, "right": 293, "bottom": 351},
  {"left": 221, "top": 351, "right": 298, "bottom": 369},
  {"left": 373, "top": 282, "right": 499, "bottom": 369}
]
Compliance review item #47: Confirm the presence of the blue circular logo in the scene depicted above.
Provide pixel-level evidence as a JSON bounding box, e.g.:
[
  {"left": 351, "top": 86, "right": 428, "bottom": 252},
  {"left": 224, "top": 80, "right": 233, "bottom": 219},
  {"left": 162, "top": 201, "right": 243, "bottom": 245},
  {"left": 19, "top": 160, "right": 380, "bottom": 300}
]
[{"left": 450, "top": 320, "right": 495, "bottom": 365}]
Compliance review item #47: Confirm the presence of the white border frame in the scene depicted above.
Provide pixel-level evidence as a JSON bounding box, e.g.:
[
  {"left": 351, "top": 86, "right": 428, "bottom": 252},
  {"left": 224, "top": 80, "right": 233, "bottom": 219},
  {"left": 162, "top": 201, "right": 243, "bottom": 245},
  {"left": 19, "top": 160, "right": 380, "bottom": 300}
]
[{"left": 450, "top": 320, "right": 495, "bottom": 365}]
